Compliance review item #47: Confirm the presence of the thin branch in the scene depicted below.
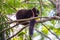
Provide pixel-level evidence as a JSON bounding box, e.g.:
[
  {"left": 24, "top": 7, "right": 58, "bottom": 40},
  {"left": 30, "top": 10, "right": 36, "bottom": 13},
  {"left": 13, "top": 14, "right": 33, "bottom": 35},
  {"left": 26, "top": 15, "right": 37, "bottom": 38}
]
[
  {"left": 0, "top": 16, "right": 49, "bottom": 25},
  {"left": 7, "top": 24, "right": 29, "bottom": 40},
  {"left": 41, "top": 23, "right": 60, "bottom": 40},
  {"left": 0, "top": 21, "right": 29, "bottom": 33},
  {"left": 1, "top": 16, "right": 60, "bottom": 26},
  {"left": 0, "top": 16, "right": 60, "bottom": 25},
  {"left": 0, "top": 23, "right": 19, "bottom": 33},
  {"left": 35, "top": 28, "right": 51, "bottom": 40},
  {"left": 36, "top": 16, "right": 60, "bottom": 23}
]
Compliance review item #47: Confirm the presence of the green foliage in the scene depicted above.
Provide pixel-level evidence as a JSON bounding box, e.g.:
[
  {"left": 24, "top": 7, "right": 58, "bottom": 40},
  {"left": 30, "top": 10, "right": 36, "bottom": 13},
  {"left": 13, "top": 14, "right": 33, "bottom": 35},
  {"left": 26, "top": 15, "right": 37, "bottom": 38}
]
[
  {"left": 0, "top": 0, "right": 59, "bottom": 40},
  {"left": 18, "top": 32, "right": 26, "bottom": 36},
  {"left": 53, "top": 28, "right": 60, "bottom": 35},
  {"left": 42, "top": 26, "right": 48, "bottom": 34},
  {"left": 0, "top": 13, "right": 10, "bottom": 40},
  {"left": 50, "top": 20, "right": 56, "bottom": 25}
]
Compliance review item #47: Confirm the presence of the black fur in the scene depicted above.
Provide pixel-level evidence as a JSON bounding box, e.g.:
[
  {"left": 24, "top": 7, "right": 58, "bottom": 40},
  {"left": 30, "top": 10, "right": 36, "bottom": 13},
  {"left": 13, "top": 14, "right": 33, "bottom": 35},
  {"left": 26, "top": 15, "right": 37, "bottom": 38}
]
[{"left": 16, "top": 8, "right": 39, "bottom": 25}]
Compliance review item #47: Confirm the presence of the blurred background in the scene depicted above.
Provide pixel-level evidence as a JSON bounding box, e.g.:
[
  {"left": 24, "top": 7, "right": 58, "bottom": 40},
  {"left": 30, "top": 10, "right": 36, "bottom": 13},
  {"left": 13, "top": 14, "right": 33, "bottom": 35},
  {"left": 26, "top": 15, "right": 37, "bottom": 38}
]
[{"left": 0, "top": 0, "right": 60, "bottom": 40}]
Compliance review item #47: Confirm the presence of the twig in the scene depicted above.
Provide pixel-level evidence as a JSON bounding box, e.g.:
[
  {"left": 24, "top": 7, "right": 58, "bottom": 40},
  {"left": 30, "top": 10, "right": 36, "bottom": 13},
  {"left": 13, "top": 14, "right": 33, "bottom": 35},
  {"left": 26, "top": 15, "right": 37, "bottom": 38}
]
[
  {"left": 7, "top": 24, "right": 29, "bottom": 40},
  {"left": 0, "top": 23, "right": 19, "bottom": 33},
  {"left": 35, "top": 28, "right": 51, "bottom": 40},
  {"left": 0, "top": 21, "right": 29, "bottom": 33},
  {"left": 41, "top": 23, "right": 60, "bottom": 40}
]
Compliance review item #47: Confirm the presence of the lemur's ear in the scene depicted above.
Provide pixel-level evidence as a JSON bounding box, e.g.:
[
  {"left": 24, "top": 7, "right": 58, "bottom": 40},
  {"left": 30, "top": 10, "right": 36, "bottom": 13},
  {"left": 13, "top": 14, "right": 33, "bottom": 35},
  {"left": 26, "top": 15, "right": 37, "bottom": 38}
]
[
  {"left": 32, "top": 7, "right": 37, "bottom": 13},
  {"left": 32, "top": 7, "right": 36, "bottom": 10}
]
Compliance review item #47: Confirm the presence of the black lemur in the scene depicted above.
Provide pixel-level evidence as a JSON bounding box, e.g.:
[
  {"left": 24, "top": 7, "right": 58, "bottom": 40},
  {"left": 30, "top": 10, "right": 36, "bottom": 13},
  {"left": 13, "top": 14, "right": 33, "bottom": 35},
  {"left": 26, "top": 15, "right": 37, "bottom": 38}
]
[{"left": 16, "top": 7, "right": 39, "bottom": 36}]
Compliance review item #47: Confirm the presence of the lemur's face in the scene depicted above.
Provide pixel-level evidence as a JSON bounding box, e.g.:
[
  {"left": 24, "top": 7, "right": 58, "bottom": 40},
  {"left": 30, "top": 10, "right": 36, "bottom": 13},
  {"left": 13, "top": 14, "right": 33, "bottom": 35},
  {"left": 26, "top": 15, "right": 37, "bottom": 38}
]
[
  {"left": 32, "top": 8, "right": 39, "bottom": 17},
  {"left": 36, "top": 10, "right": 39, "bottom": 16}
]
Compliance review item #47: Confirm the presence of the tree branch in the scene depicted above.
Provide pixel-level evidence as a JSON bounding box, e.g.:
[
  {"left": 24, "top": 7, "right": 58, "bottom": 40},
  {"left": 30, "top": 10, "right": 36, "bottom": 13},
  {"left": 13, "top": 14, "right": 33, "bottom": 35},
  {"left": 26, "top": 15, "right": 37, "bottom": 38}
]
[
  {"left": 35, "top": 28, "right": 51, "bottom": 40},
  {"left": 42, "top": 23, "right": 60, "bottom": 40},
  {"left": 7, "top": 24, "right": 29, "bottom": 40},
  {"left": 0, "top": 16, "right": 49, "bottom": 25},
  {"left": 0, "top": 23, "right": 19, "bottom": 33},
  {"left": 1, "top": 16, "right": 60, "bottom": 33},
  {"left": 1, "top": 16, "right": 60, "bottom": 26}
]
